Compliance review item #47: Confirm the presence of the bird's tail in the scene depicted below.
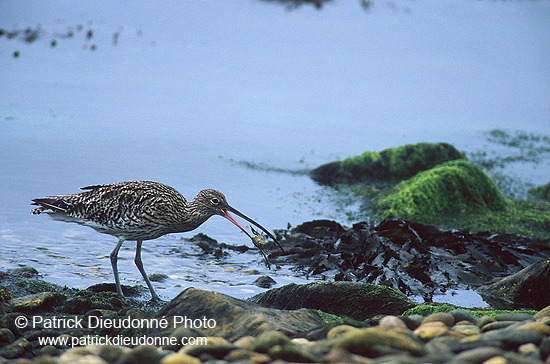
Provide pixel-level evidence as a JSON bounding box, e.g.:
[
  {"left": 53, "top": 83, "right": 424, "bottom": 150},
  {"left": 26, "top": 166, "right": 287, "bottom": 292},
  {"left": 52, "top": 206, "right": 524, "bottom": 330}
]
[{"left": 31, "top": 198, "right": 69, "bottom": 215}]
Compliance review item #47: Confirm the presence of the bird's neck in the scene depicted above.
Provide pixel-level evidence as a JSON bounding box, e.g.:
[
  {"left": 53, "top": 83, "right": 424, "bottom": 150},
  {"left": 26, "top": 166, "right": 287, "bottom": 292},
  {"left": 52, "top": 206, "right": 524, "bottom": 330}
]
[{"left": 172, "top": 200, "right": 212, "bottom": 233}]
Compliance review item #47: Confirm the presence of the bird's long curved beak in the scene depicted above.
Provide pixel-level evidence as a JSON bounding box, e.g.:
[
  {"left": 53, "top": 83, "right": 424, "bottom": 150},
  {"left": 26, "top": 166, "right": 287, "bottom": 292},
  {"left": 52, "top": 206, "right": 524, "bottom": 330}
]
[{"left": 221, "top": 207, "right": 284, "bottom": 253}]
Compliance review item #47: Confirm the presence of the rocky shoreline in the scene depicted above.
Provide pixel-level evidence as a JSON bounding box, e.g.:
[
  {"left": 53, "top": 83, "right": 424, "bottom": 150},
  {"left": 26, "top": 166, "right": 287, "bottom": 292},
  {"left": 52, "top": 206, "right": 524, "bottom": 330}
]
[
  {"left": 2, "top": 226, "right": 550, "bottom": 363},
  {"left": 1, "top": 276, "right": 550, "bottom": 363}
]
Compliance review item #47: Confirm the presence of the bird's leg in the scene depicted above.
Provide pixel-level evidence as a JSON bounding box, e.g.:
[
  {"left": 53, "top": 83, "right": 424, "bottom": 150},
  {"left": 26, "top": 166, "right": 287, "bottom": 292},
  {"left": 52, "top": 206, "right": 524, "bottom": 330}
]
[
  {"left": 110, "top": 238, "right": 126, "bottom": 298},
  {"left": 134, "top": 240, "right": 161, "bottom": 301}
]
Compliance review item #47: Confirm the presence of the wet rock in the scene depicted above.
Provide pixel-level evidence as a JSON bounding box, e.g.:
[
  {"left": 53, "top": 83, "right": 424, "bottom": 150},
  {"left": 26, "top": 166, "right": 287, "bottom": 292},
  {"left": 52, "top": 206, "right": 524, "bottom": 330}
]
[
  {"left": 422, "top": 312, "right": 455, "bottom": 327},
  {"left": 160, "top": 352, "right": 201, "bottom": 364},
  {"left": 148, "top": 273, "right": 169, "bottom": 283},
  {"left": 479, "top": 259, "right": 550, "bottom": 310},
  {"left": 117, "top": 344, "right": 161, "bottom": 364},
  {"left": 8, "top": 292, "right": 65, "bottom": 313},
  {"left": 251, "top": 331, "right": 291, "bottom": 353},
  {"left": 333, "top": 326, "right": 425, "bottom": 357},
  {"left": 310, "top": 142, "right": 466, "bottom": 184},
  {"left": 184, "top": 342, "right": 237, "bottom": 359},
  {"left": 161, "top": 326, "right": 205, "bottom": 351},
  {"left": 149, "top": 288, "right": 325, "bottom": 341},
  {"left": 253, "top": 275, "right": 277, "bottom": 289},
  {"left": 86, "top": 283, "right": 142, "bottom": 297},
  {"left": 268, "top": 342, "right": 322, "bottom": 362},
  {"left": 0, "top": 337, "right": 32, "bottom": 359},
  {"left": 0, "top": 328, "right": 15, "bottom": 344},
  {"left": 249, "top": 282, "right": 414, "bottom": 321},
  {"left": 414, "top": 321, "right": 449, "bottom": 340},
  {"left": 534, "top": 305, "right": 550, "bottom": 320},
  {"left": 451, "top": 346, "right": 504, "bottom": 363}
]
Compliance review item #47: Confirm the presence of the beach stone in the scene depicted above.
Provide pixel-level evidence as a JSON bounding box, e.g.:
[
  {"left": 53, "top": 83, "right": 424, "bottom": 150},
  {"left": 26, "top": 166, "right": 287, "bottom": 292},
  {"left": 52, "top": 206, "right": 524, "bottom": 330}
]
[
  {"left": 184, "top": 343, "right": 237, "bottom": 360},
  {"left": 477, "top": 315, "right": 497, "bottom": 328},
  {"left": 0, "top": 337, "right": 31, "bottom": 359},
  {"left": 378, "top": 315, "right": 409, "bottom": 332},
  {"left": 495, "top": 312, "right": 535, "bottom": 322},
  {"left": 482, "top": 321, "right": 517, "bottom": 332},
  {"left": 268, "top": 342, "right": 322, "bottom": 362},
  {"left": 8, "top": 292, "right": 65, "bottom": 313},
  {"left": 534, "top": 305, "right": 550, "bottom": 320},
  {"left": 150, "top": 288, "right": 325, "bottom": 341},
  {"left": 451, "top": 346, "right": 504, "bottom": 363},
  {"left": 232, "top": 335, "right": 255, "bottom": 350},
  {"left": 449, "top": 309, "right": 478, "bottom": 324},
  {"left": 481, "top": 328, "right": 543, "bottom": 347},
  {"left": 162, "top": 327, "right": 206, "bottom": 351},
  {"left": 450, "top": 324, "right": 481, "bottom": 337},
  {"left": 518, "top": 343, "right": 540, "bottom": 359},
  {"left": 98, "top": 345, "right": 128, "bottom": 363},
  {"left": 0, "top": 328, "right": 15, "bottom": 344},
  {"left": 160, "top": 352, "right": 201, "bottom": 364},
  {"left": 34, "top": 345, "right": 61, "bottom": 357},
  {"left": 422, "top": 312, "right": 455, "bottom": 327},
  {"left": 32, "top": 354, "right": 58, "bottom": 364},
  {"left": 519, "top": 321, "right": 550, "bottom": 336},
  {"left": 223, "top": 348, "right": 271, "bottom": 363},
  {"left": 117, "top": 345, "right": 161, "bottom": 364},
  {"left": 58, "top": 347, "right": 108, "bottom": 364},
  {"left": 414, "top": 321, "right": 449, "bottom": 340},
  {"left": 251, "top": 330, "right": 291, "bottom": 353},
  {"left": 326, "top": 325, "right": 360, "bottom": 340},
  {"left": 482, "top": 356, "right": 507, "bottom": 364},
  {"left": 333, "top": 326, "right": 424, "bottom": 357}
]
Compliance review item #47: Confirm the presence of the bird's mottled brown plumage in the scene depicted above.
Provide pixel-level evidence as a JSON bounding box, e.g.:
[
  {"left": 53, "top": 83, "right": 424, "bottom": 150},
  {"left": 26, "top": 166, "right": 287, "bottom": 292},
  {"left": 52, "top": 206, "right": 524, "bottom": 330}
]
[{"left": 31, "top": 180, "right": 282, "bottom": 301}]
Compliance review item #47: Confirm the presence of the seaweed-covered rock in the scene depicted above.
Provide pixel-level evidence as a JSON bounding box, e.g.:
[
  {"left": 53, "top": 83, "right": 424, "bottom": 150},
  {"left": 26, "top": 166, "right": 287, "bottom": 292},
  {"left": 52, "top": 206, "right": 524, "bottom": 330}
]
[
  {"left": 478, "top": 259, "right": 550, "bottom": 310},
  {"left": 530, "top": 182, "right": 550, "bottom": 202},
  {"left": 310, "top": 142, "right": 466, "bottom": 184},
  {"left": 378, "top": 160, "right": 507, "bottom": 221},
  {"left": 249, "top": 282, "right": 414, "bottom": 321}
]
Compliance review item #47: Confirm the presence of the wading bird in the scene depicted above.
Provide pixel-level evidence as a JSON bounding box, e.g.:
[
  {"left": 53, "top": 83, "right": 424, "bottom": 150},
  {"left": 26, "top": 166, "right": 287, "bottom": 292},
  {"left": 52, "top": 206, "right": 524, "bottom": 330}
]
[{"left": 31, "top": 181, "right": 283, "bottom": 301}]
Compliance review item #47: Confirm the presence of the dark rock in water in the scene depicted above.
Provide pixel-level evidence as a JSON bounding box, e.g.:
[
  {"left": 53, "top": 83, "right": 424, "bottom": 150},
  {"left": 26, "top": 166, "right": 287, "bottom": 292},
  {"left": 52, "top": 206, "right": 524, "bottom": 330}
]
[
  {"left": 249, "top": 282, "right": 414, "bottom": 321},
  {"left": 148, "top": 273, "right": 169, "bottom": 282},
  {"left": 478, "top": 259, "right": 550, "bottom": 310},
  {"left": 149, "top": 288, "right": 326, "bottom": 341},
  {"left": 86, "top": 283, "right": 142, "bottom": 297},
  {"left": 253, "top": 275, "right": 277, "bottom": 288},
  {"left": 276, "top": 219, "right": 550, "bottom": 302},
  {"left": 310, "top": 142, "right": 466, "bottom": 184}
]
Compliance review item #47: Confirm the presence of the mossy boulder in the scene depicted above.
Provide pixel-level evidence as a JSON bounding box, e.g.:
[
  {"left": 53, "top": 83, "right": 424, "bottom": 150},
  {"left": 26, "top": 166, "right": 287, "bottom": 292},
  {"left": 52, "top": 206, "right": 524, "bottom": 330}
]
[
  {"left": 529, "top": 182, "right": 550, "bottom": 202},
  {"left": 249, "top": 282, "right": 414, "bottom": 321},
  {"left": 310, "top": 142, "right": 466, "bottom": 184},
  {"left": 378, "top": 160, "right": 507, "bottom": 221}
]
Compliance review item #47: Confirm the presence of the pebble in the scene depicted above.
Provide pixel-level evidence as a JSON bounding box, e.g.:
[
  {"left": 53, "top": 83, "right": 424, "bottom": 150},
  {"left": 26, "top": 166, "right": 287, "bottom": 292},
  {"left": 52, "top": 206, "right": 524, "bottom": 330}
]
[{"left": 1, "top": 310, "right": 550, "bottom": 363}]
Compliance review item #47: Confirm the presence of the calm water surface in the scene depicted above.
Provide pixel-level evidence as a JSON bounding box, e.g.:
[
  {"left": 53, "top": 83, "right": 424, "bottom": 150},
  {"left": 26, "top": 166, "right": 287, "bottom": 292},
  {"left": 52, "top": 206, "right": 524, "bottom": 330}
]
[{"left": 1, "top": 1, "right": 548, "bottom": 307}]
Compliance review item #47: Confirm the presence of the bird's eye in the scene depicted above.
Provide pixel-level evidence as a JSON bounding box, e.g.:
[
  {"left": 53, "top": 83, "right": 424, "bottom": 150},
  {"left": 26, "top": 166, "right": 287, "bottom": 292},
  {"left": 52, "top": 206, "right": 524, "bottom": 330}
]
[{"left": 210, "top": 198, "right": 220, "bottom": 205}]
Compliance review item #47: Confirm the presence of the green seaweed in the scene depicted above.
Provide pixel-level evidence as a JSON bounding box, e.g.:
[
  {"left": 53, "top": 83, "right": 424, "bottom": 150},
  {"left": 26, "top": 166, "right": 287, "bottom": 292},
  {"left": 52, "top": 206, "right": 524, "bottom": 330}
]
[
  {"left": 403, "top": 303, "right": 537, "bottom": 318},
  {"left": 378, "top": 160, "right": 507, "bottom": 221}
]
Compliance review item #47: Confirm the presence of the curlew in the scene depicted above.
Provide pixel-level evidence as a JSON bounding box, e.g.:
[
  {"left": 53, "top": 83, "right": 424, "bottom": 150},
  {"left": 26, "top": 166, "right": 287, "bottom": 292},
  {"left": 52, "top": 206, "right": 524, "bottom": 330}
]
[{"left": 31, "top": 180, "right": 283, "bottom": 301}]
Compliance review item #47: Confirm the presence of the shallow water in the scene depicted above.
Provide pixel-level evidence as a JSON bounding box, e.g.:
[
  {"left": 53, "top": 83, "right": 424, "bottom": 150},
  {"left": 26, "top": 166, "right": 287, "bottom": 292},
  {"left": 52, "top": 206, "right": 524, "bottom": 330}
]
[{"left": 1, "top": 1, "right": 548, "bottom": 306}]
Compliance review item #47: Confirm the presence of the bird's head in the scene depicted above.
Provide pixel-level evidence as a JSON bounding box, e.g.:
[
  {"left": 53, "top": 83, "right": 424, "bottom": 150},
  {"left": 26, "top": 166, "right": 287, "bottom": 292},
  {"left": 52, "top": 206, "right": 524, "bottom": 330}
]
[{"left": 195, "top": 189, "right": 284, "bottom": 253}]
